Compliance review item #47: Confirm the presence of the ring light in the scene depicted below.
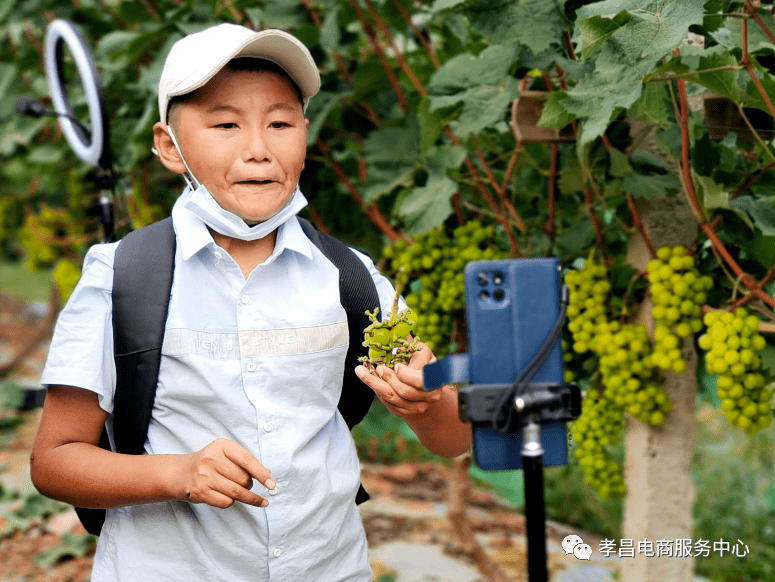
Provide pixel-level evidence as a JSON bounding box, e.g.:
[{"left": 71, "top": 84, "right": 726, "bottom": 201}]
[{"left": 44, "top": 20, "right": 110, "bottom": 169}]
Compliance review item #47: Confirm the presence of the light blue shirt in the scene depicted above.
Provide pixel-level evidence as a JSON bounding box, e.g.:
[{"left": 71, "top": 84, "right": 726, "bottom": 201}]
[{"left": 41, "top": 191, "right": 403, "bottom": 582}]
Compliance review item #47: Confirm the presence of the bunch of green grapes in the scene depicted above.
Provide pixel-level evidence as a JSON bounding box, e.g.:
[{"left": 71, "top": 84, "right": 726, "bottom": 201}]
[
  {"left": 384, "top": 222, "right": 507, "bottom": 356},
  {"left": 594, "top": 322, "right": 672, "bottom": 426},
  {"left": 571, "top": 390, "right": 627, "bottom": 500},
  {"left": 699, "top": 308, "right": 771, "bottom": 434},
  {"left": 565, "top": 259, "right": 610, "bottom": 355},
  {"left": 647, "top": 246, "right": 710, "bottom": 374}
]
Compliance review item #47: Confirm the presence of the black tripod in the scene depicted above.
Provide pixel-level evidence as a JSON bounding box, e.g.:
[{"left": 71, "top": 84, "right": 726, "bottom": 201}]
[{"left": 522, "top": 420, "right": 549, "bottom": 582}]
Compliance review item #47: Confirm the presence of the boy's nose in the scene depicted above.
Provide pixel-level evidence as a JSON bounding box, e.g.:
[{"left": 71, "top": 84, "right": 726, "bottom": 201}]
[{"left": 242, "top": 130, "right": 272, "bottom": 163}]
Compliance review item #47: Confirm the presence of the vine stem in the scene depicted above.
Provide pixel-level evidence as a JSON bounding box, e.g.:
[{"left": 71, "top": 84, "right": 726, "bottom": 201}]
[
  {"left": 645, "top": 65, "right": 743, "bottom": 83},
  {"left": 745, "top": 0, "right": 775, "bottom": 45},
  {"left": 500, "top": 145, "right": 521, "bottom": 197},
  {"left": 347, "top": 0, "right": 411, "bottom": 113},
  {"left": 627, "top": 194, "right": 656, "bottom": 258},
  {"left": 729, "top": 265, "right": 775, "bottom": 308},
  {"left": 389, "top": 0, "right": 440, "bottom": 68},
  {"left": 363, "top": 0, "right": 427, "bottom": 97},
  {"left": 676, "top": 77, "right": 775, "bottom": 309},
  {"left": 300, "top": 0, "right": 384, "bottom": 127},
  {"left": 547, "top": 143, "right": 558, "bottom": 241},
  {"left": 740, "top": 6, "right": 775, "bottom": 120},
  {"left": 315, "top": 138, "right": 402, "bottom": 243},
  {"left": 138, "top": 0, "right": 161, "bottom": 21},
  {"left": 585, "top": 187, "right": 609, "bottom": 266}
]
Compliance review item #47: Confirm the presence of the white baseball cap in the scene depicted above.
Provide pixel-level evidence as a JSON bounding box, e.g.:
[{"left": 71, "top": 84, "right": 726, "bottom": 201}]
[{"left": 158, "top": 23, "right": 320, "bottom": 122}]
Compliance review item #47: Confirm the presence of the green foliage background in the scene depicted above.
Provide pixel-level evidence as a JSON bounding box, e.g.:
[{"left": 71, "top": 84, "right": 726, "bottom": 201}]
[{"left": 2, "top": 1, "right": 775, "bottom": 580}]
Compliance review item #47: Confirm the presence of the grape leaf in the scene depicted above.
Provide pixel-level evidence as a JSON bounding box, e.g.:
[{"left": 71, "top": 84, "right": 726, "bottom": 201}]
[
  {"left": 608, "top": 148, "right": 632, "bottom": 178},
  {"left": 576, "top": 0, "right": 706, "bottom": 74},
  {"left": 466, "top": 0, "right": 569, "bottom": 54},
  {"left": 537, "top": 91, "right": 577, "bottom": 129},
  {"left": 362, "top": 120, "right": 420, "bottom": 203},
  {"left": 648, "top": 46, "right": 742, "bottom": 101},
  {"left": 730, "top": 195, "right": 775, "bottom": 236},
  {"left": 305, "top": 91, "right": 348, "bottom": 147},
  {"left": 711, "top": 10, "right": 775, "bottom": 54},
  {"left": 320, "top": 4, "right": 341, "bottom": 52},
  {"left": 431, "top": 0, "right": 468, "bottom": 12},
  {"left": 428, "top": 45, "right": 520, "bottom": 137},
  {"left": 628, "top": 81, "right": 670, "bottom": 127},
  {"left": 563, "top": 48, "right": 644, "bottom": 145},
  {"left": 742, "top": 65, "right": 775, "bottom": 116},
  {"left": 578, "top": 11, "right": 633, "bottom": 58},
  {"left": 396, "top": 177, "right": 457, "bottom": 235},
  {"left": 622, "top": 172, "right": 681, "bottom": 199},
  {"left": 556, "top": 214, "right": 596, "bottom": 254},
  {"left": 424, "top": 144, "right": 467, "bottom": 179},
  {"left": 738, "top": 233, "right": 775, "bottom": 269}
]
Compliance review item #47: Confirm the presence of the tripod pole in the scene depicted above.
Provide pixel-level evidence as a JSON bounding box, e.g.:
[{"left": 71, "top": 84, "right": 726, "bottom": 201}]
[{"left": 522, "top": 420, "right": 548, "bottom": 582}]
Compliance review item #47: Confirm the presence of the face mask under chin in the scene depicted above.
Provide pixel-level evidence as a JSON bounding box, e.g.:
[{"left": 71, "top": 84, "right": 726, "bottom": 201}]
[
  {"left": 183, "top": 182, "right": 308, "bottom": 242},
  {"left": 166, "top": 125, "right": 308, "bottom": 241}
]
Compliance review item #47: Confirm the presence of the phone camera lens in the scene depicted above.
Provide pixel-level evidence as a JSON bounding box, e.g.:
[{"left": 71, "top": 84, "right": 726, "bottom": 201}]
[
  {"left": 479, "top": 290, "right": 490, "bottom": 300},
  {"left": 493, "top": 272, "right": 504, "bottom": 285},
  {"left": 493, "top": 289, "right": 505, "bottom": 301},
  {"left": 477, "top": 272, "right": 489, "bottom": 286}
]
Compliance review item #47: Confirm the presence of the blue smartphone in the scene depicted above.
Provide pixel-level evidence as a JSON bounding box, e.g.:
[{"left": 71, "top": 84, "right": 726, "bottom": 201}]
[{"left": 462, "top": 258, "right": 568, "bottom": 471}]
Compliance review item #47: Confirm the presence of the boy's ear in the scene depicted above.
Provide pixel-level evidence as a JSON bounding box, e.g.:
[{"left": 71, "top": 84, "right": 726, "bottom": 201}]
[{"left": 153, "top": 122, "right": 187, "bottom": 175}]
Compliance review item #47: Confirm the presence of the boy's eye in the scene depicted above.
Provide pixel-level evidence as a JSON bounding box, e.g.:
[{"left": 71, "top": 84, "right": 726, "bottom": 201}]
[
  {"left": 270, "top": 121, "right": 290, "bottom": 129},
  {"left": 216, "top": 122, "right": 238, "bottom": 129}
]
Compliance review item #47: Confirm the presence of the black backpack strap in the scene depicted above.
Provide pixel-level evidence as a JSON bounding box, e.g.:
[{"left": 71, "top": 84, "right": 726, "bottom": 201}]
[
  {"left": 75, "top": 217, "right": 176, "bottom": 535},
  {"left": 298, "top": 218, "right": 381, "bottom": 505}
]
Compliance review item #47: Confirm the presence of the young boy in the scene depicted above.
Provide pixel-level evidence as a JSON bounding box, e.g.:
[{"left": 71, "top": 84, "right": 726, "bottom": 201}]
[{"left": 31, "top": 23, "right": 471, "bottom": 582}]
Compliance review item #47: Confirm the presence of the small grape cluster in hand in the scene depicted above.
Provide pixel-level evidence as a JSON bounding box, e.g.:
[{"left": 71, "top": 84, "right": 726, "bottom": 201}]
[{"left": 359, "top": 279, "right": 422, "bottom": 372}]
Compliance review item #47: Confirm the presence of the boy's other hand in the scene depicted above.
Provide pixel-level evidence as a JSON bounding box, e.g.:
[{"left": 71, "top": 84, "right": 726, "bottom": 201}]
[
  {"left": 355, "top": 340, "right": 442, "bottom": 418},
  {"left": 179, "top": 438, "right": 274, "bottom": 509}
]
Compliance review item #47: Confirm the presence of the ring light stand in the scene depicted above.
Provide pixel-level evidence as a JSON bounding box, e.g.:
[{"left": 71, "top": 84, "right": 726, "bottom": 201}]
[{"left": 16, "top": 19, "right": 128, "bottom": 241}]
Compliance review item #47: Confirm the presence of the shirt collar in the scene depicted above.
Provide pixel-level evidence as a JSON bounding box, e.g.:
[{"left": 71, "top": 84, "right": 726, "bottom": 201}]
[{"left": 171, "top": 187, "right": 314, "bottom": 262}]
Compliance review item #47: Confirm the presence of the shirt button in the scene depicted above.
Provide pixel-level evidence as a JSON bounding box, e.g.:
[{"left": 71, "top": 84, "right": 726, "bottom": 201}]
[
  {"left": 247, "top": 362, "right": 256, "bottom": 372},
  {"left": 214, "top": 251, "right": 223, "bottom": 260},
  {"left": 263, "top": 422, "right": 272, "bottom": 432},
  {"left": 269, "top": 486, "right": 278, "bottom": 496},
  {"left": 273, "top": 548, "right": 282, "bottom": 558},
  {"left": 241, "top": 295, "right": 250, "bottom": 304}
]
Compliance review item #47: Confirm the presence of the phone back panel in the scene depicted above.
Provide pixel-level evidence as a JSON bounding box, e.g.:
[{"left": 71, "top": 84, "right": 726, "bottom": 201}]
[{"left": 464, "top": 258, "right": 568, "bottom": 470}]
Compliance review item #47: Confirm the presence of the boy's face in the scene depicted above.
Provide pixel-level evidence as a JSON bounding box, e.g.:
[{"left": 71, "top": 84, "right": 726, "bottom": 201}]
[{"left": 165, "top": 68, "right": 309, "bottom": 224}]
